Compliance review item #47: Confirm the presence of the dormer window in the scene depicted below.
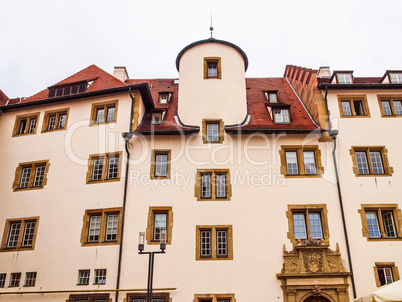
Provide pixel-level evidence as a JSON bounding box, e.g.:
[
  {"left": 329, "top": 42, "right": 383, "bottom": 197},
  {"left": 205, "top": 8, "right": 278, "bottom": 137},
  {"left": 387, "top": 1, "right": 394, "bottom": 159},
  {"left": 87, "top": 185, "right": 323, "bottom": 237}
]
[
  {"left": 151, "top": 113, "right": 162, "bottom": 125},
  {"left": 265, "top": 91, "right": 278, "bottom": 103},
  {"left": 159, "top": 93, "right": 172, "bottom": 104},
  {"left": 337, "top": 73, "right": 353, "bottom": 84},
  {"left": 390, "top": 73, "right": 402, "bottom": 84},
  {"left": 273, "top": 109, "right": 290, "bottom": 124},
  {"left": 48, "top": 81, "right": 89, "bottom": 98},
  {"left": 204, "top": 57, "right": 221, "bottom": 79}
]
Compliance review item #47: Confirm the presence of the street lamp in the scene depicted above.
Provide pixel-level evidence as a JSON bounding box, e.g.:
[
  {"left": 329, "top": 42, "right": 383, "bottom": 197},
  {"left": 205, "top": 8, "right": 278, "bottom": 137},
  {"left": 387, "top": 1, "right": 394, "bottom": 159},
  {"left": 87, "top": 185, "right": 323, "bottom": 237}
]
[{"left": 138, "top": 231, "right": 166, "bottom": 302}]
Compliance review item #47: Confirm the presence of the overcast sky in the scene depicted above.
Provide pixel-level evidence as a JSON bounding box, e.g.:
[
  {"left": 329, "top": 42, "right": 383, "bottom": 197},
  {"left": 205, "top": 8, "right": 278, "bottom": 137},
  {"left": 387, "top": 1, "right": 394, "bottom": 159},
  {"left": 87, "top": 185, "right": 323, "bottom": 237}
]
[{"left": 1, "top": 0, "right": 402, "bottom": 98}]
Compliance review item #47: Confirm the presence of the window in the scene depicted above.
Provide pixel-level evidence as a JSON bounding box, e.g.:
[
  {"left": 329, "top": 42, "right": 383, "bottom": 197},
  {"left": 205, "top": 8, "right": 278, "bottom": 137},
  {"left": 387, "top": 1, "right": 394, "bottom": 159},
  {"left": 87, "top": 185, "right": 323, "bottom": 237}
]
[
  {"left": 204, "top": 57, "right": 221, "bottom": 79},
  {"left": 90, "top": 100, "right": 118, "bottom": 125},
  {"left": 336, "top": 73, "right": 353, "bottom": 84},
  {"left": 77, "top": 270, "right": 90, "bottom": 285},
  {"left": 378, "top": 96, "right": 402, "bottom": 117},
  {"left": 24, "top": 272, "right": 37, "bottom": 287},
  {"left": 42, "top": 108, "right": 69, "bottom": 132},
  {"left": 12, "top": 113, "right": 40, "bottom": 136},
  {"left": 94, "top": 269, "right": 106, "bottom": 285},
  {"left": 202, "top": 119, "right": 224, "bottom": 144},
  {"left": 265, "top": 91, "right": 278, "bottom": 103},
  {"left": 146, "top": 207, "right": 173, "bottom": 245},
  {"left": 389, "top": 73, "right": 402, "bottom": 84},
  {"left": 9, "top": 273, "right": 21, "bottom": 287},
  {"left": 194, "top": 294, "right": 236, "bottom": 302},
  {"left": 0, "top": 274, "right": 6, "bottom": 288},
  {"left": 86, "top": 152, "right": 122, "bottom": 183},
  {"left": 350, "top": 146, "right": 393, "bottom": 176},
  {"left": 1, "top": 217, "right": 39, "bottom": 251},
  {"left": 12, "top": 160, "right": 50, "bottom": 191},
  {"left": 80, "top": 208, "right": 122, "bottom": 246},
  {"left": 48, "top": 81, "right": 88, "bottom": 98},
  {"left": 196, "top": 225, "right": 233, "bottom": 260},
  {"left": 158, "top": 92, "right": 172, "bottom": 104},
  {"left": 279, "top": 146, "right": 323, "bottom": 177},
  {"left": 68, "top": 294, "right": 109, "bottom": 302},
  {"left": 127, "top": 293, "right": 169, "bottom": 302},
  {"left": 273, "top": 109, "right": 290, "bottom": 124},
  {"left": 151, "top": 112, "right": 163, "bottom": 124},
  {"left": 150, "top": 150, "right": 171, "bottom": 179},
  {"left": 358, "top": 204, "right": 402, "bottom": 240},
  {"left": 374, "top": 263, "right": 400, "bottom": 287},
  {"left": 287, "top": 204, "right": 330, "bottom": 246},
  {"left": 338, "top": 95, "right": 370, "bottom": 117},
  {"left": 195, "top": 169, "right": 231, "bottom": 201}
]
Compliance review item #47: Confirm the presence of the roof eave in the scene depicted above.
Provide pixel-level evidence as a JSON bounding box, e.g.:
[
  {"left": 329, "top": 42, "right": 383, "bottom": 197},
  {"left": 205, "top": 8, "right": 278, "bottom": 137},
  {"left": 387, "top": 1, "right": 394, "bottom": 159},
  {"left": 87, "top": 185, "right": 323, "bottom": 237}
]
[
  {"left": 318, "top": 83, "right": 402, "bottom": 90},
  {"left": 133, "top": 129, "right": 200, "bottom": 135},
  {"left": 225, "top": 128, "right": 323, "bottom": 134}
]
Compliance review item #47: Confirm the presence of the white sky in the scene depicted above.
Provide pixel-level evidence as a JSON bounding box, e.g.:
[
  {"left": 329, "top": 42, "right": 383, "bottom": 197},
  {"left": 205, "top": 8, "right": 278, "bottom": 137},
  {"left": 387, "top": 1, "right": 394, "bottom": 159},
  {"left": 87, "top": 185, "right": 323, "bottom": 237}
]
[{"left": 1, "top": 0, "right": 402, "bottom": 98}]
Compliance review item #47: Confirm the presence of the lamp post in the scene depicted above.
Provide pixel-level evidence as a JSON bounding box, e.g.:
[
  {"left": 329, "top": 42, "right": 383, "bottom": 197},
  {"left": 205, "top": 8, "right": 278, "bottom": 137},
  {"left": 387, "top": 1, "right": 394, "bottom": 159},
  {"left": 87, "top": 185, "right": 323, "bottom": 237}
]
[{"left": 138, "top": 231, "right": 166, "bottom": 302}]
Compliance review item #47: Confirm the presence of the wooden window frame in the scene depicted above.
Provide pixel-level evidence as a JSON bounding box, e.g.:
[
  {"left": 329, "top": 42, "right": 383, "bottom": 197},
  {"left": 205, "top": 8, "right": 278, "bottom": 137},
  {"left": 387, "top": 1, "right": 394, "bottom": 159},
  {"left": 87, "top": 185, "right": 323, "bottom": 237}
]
[
  {"left": 146, "top": 207, "right": 173, "bottom": 245},
  {"left": 127, "top": 292, "right": 170, "bottom": 302},
  {"left": 336, "top": 73, "right": 353, "bottom": 84},
  {"left": 350, "top": 146, "right": 393, "bottom": 177},
  {"left": 195, "top": 169, "right": 231, "bottom": 201},
  {"left": 194, "top": 294, "right": 236, "bottom": 302},
  {"left": 150, "top": 150, "right": 171, "bottom": 180},
  {"left": 264, "top": 91, "right": 278, "bottom": 103},
  {"left": 204, "top": 57, "right": 222, "bottom": 79},
  {"left": 196, "top": 225, "right": 233, "bottom": 261},
  {"left": 378, "top": 95, "right": 402, "bottom": 117},
  {"left": 86, "top": 152, "right": 122, "bottom": 184},
  {"left": 286, "top": 204, "right": 330, "bottom": 246},
  {"left": 67, "top": 293, "right": 110, "bottom": 302},
  {"left": 41, "top": 108, "right": 69, "bottom": 132},
  {"left": 374, "top": 262, "right": 400, "bottom": 287},
  {"left": 158, "top": 92, "right": 172, "bottom": 104},
  {"left": 272, "top": 108, "right": 291, "bottom": 124},
  {"left": 338, "top": 95, "right": 370, "bottom": 118},
  {"left": 1, "top": 217, "right": 39, "bottom": 252},
  {"left": 279, "top": 145, "right": 323, "bottom": 178},
  {"left": 202, "top": 119, "right": 224, "bottom": 144},
  {"left": 12, "top": 160, "right": 50, "bottom": 191},
  {"left": 80, "top": 208, "right": 122, "bottom": 247},
  {"left": 358, "top": 204, "right": 402, "bottom": 241},
  {"left": 89, "top": 100, "right": 118, "bottom": 126},
  {"left": 12, "top": 113, "right": 40, "bottom": 137}
]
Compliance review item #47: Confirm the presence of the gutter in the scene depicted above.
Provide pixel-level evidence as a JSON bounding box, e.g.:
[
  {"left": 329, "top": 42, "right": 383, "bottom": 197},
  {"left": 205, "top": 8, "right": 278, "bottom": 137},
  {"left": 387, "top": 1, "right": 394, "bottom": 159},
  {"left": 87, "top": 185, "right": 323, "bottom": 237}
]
[
  {"left": 225, "top": 128, "right": 323, "bottom": 134},
  {"left": 115, "top": 87, "right": 136, "bottom": 302},
  {"left": 318, "top": 83, "right": 402, "bottom": 90},
  {"left": 323, "top": 85, "right": 357, "bottom": 298}
]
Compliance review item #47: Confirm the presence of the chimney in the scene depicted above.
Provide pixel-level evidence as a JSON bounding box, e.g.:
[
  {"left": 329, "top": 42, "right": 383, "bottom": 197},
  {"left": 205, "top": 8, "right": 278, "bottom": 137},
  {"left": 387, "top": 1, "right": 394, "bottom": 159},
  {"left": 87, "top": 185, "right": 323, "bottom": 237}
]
[
  {"left": 317, "top": 66, "right": 331, "bottom": 78},
  {"left": 113, "top": 66, "right": 129, "bottom": 82}
]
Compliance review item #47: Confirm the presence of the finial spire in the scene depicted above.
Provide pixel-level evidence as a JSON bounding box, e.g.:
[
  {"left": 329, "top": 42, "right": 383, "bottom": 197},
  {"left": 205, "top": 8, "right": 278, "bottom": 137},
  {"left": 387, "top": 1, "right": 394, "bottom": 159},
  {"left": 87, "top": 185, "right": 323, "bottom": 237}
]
[{"left": 209, "top": 12, "right": 214, "bottom": 38}]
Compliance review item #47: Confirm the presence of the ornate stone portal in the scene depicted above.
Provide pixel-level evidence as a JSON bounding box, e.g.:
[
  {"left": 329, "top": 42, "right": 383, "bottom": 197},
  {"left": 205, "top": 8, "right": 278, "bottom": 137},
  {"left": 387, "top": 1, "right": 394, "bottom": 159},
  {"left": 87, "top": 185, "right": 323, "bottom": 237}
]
[{"left": 277, "top": 243, "right": 351, "bottom": 302}]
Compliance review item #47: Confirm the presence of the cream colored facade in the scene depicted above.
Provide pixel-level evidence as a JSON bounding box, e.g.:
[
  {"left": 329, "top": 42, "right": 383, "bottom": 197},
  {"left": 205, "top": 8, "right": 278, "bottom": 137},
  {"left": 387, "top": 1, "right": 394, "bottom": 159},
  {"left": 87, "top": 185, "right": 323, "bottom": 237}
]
[{"left": 0, "top": 38, "right": 400, "bottom": 302}]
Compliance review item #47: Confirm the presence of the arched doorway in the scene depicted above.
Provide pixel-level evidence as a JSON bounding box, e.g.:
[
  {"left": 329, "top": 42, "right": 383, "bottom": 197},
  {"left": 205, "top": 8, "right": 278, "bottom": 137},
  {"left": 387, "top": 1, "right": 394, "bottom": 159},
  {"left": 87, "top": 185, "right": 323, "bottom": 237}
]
[{"left": 303, "top": 296, "right": 331, "bottom": 302}]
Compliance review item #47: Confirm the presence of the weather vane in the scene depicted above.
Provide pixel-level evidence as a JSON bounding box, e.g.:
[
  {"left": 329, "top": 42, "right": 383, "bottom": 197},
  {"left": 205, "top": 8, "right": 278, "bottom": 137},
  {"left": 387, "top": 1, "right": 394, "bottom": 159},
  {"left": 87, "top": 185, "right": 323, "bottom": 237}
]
[{"left": 210, "top": 12, "right": 214, "bottom": 38}]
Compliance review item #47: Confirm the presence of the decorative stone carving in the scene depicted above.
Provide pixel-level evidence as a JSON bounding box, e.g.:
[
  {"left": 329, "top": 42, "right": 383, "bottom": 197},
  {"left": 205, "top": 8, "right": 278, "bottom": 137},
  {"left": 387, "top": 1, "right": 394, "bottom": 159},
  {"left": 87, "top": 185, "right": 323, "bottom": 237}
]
[
  {"left": 304, "top": 252, "right": 323, "bottom": 273},
  {"left": 290, "top": 259, "right": 299, "bottom": 272},
  {"left": 301, "top": 238, "right": 322, "bottom": 246},
  {"left": 286, "top": 289, "right": 297, "bottom": 295},
  {"left": 312, "top": 284, "right": 322, "bottom": 296}
]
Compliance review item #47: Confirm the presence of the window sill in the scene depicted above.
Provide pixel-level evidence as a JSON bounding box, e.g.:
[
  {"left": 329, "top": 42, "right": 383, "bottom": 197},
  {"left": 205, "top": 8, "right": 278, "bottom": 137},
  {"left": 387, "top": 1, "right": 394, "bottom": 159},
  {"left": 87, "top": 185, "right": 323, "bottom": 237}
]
[
  {"left": 81, "top": 241, "right": 120, "bottom": 247},
  {"left": 89, "top": 121, "right": 116, "bottom": 127},
  {"left": 1, "top": 247, "right": 35, "bottom": 252},
  {"left": 367, "top": 237, "right": 402, "bottom": 241},
  {"left": 150, "top": 176, "right": 170, "bottom": 180},
  {"left": 13, "top": 186, "right": 44, "bottom": 192},
  {"left": 12, "top": 133, "right": 36, "bottom": 137},
  {"left": 86, "top": 178, "right": 120, "bottom": 184},
  {"left": 41, "top": 128, "right": 66, "bottom": 133},
  {"left": 284, "top": 174, "right": 322, "bottom": 178},
  {"left": 355, "top": 174, "right": 392, "bottom": 177},
  {"left": 340, "top": 115, "right": 370, "bottom": 118}
]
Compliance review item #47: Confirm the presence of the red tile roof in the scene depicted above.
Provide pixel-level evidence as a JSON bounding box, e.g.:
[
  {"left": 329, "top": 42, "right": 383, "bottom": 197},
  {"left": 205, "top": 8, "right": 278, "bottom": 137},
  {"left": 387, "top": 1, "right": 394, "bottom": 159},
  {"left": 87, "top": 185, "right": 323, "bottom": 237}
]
[
  {"left": 318, "top": 77, "right": 382, "bottom": 84},
  {"left": 22, "top": 65, "right": 126, "bottom": 103},
  {"left": 0, "top": 89, "right": 8, "bottom": 105}
]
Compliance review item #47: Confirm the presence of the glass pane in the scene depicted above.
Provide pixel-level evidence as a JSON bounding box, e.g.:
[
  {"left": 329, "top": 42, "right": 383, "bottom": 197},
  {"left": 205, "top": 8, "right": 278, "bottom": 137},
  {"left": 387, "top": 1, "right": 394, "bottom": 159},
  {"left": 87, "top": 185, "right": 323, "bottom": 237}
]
[
  {"left": 216, "top": 230, "right": 228, "bottom": 256},
  {"left": 92, "top": 158, "right": 104, "bottom": 180},
  {"left": 7, "top": 222, "right": 21, "bottom": 248},
  {"left": 207, "top": 62, "right": 218, "bottom": 77},
  {"left": 22, "top": 221, "right": 36, "bottom": 247},
  {"left": 94, "top": 269, "right": 106, "bottom": 284},
  {"left": 355, "top": 151, "right": 369, "bottom": 174},
  {"left": 215, "top": 174, "right": 226, "bottom": 198},
  {"left": 58, "top": 114, "right": 66, "bottom": 129},
  {"left": 393, "top": 101, "right": 402, "bottom": 115},
  {"left": 309, "top": 212, "right": 323, "bottom": 239},
  {"left": 96, "top": 108, "right": 104, "bottom": 123},
  {"left": 48, "top": 115, "right": 56, "bottom": 130},
  {"left": 286, "top": 151, "right": 299, "bottom": 175},
  {"left": 18, "top": 119, "right": 27, "bottom": 134},
  {"left": 206, "top": 123, "right": 219, "bottom": 142},
  {"left": 390, "top": 73, "right": 402, "bottom": 83},
  {"left": 155, "top": 154, "right": 168, "bottom": 177},
  {"left": 88, "top": 216, "right": 101, "bottom": 242},
  {"left": 107, "top": 156, "right": 119, "bottom": 179},
  {"left": 0, "top": 274, "right": 6, "bottom": 288},
  {"left": 269, "top": 93, "right": 277, "bottom": 103},
  {"left": 338, "top": 73, "right": 352, "bottom": 84},
  {"left": 28, "top": 118, "right": 37, "bottom": 133},
  {"left": 153, "top": 213, "right": 167, "bottom": 241},
  {"left": 370, "top": 151, "right": 384, "bottom": 174},
  {"left": 20, "top": 167, "right": 32, "bottom": 188},
  {"left": 24, "top": 272, "right": 37, "bottom": 286},
  {"left": 200, "top": 230, "right": 211, "bottom": 256},
  {"left": 78, "top": 270, "right": 90, "bottom": 285},
  {"left": 293, "top": 213, "right": 307, "bottom": 239},
  {"left": 382, "top": 101, "right": 392, "bottom": 116},
  {"left": 341, "top": 101, "right": 352, "bottom": 116},
  {"left": 201, "top": 174, "right": 212, "bottom": 198},
  {"left": 33, "top": 165, "right": 46, "bottom": 187},
  {"left": 303, "top": 151, "right": 317, "bottom": 174},
  {"left": 106, "top": 214, "right": 119, "bottom": 241},
  {"left": 106, "top": 107, "right": 115, "bottom": 122},
  {"left": 382, "top": 211, "right": 396, "bottom": 238},
  {"left": 354, "top": 100, "right": 364, "bottom": 116},
  {"left": 366, "top": 212, "right": 381, "bottom": 238}
]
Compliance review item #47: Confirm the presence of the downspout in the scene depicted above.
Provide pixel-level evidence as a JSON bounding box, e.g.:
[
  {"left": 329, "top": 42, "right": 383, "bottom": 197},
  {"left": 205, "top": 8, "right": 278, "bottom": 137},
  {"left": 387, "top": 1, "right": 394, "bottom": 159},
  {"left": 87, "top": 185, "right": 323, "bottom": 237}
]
[
  {"left": 323, "top": 85, "right": 357, "bottom": 298},
  {"left": 115, "top": 87, "right": 136, "bottom": 302}
]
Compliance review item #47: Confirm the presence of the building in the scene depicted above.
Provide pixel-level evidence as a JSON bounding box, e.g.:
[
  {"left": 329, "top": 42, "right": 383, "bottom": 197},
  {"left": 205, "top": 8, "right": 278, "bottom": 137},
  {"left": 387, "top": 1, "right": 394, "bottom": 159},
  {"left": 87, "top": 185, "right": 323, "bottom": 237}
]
[{"left": 0, "top": 37, "right": 401, "bottom": 302}]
